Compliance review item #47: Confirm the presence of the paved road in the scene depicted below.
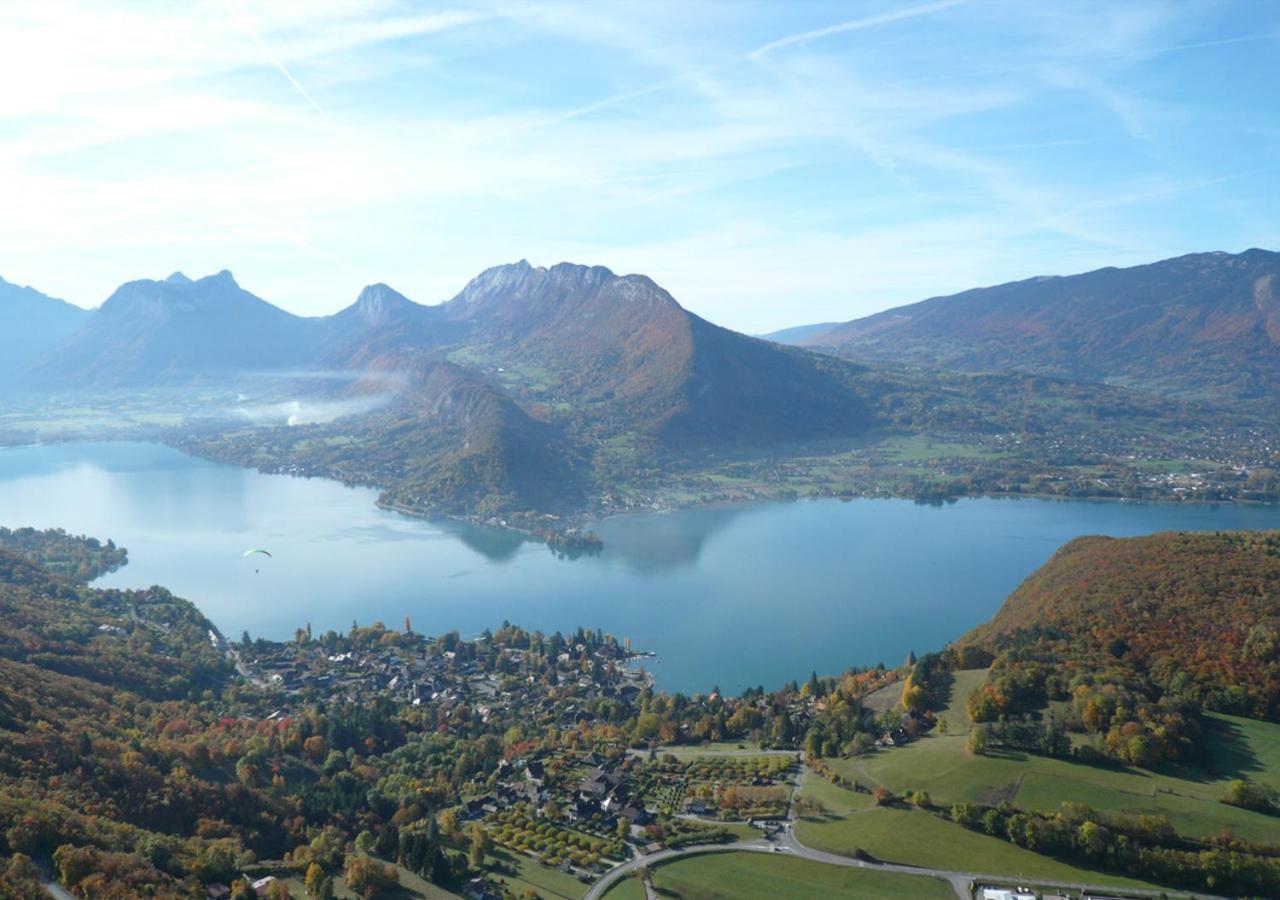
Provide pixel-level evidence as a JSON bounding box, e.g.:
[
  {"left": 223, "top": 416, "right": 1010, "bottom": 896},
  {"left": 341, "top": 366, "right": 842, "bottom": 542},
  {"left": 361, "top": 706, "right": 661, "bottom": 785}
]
[
  {"left": 41, "top": 874, "right": 74, "bottom": 900},
  {"left": 585, "top": 763, "right": 1226, "bottom": 900}
]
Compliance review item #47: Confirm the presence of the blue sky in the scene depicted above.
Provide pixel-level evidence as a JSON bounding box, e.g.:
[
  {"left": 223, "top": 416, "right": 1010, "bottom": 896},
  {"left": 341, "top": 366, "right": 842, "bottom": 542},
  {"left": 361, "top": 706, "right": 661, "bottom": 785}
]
[{"left": 1, "top": 0, "right": 1277, "bottom": 332}]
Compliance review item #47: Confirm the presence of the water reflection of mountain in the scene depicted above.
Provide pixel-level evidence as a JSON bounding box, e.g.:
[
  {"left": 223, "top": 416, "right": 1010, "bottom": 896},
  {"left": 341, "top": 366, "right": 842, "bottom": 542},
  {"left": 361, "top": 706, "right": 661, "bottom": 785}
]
[
  {"left": 592, "top": 504, "right": 761, "bottom": 574},
  {"left": 453, "top": 524, "right": 529, "bottom": 563}
]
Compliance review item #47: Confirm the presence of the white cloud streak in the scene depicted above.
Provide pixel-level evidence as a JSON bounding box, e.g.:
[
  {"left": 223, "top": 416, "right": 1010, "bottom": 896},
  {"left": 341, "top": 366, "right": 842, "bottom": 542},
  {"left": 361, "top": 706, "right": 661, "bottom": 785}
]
[
  {"left": 750, "top": 0, "right": 972, "bottom": 59},
  {"left": 0, "top": 0, "right": 1274, "bottom": 332},
  {"left": 222, "top": 0, "right": 331, "bottom": 122}
]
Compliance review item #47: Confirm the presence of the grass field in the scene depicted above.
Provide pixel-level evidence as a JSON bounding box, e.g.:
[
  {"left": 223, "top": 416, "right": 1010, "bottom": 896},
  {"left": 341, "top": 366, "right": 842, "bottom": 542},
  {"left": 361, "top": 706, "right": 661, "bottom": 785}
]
[
  {"left": 1203, "top": 711, "right": 1280, "bottom": 792},
  {"left": 827, "top": 707, "right": 1280, "bottom": 844},
  {"left": 796, "top": 769, "right": 875, "bottom": 816},
  {"left": 860, "top": 679, "right": 904, "bottom": 713},
  {"left": 936, "top": 668, "right": 989, "bottom": 733},
  {"left": 829, "top": 670, "right": 1280, "bottom": 844},
  {"left": 717, "top": 821, "right": 766, "bottom": 840},
  {"left": 275, "top": 862, "right": 464, "bottom": 899},
  {"left": 606, "top": 851, "right": 954, "bottom": 900},
  {"left": 601, "top": 874, "right": 646, "bottom": 900},
  {"left": 787, "top": 668, "right": 1280, "bottom": 895},
  {"left": 796, "top": 806, "right": 1166, "bottom": 890},
  {"left": 488, "top": 848, "right": 590, "bottom": 900}
]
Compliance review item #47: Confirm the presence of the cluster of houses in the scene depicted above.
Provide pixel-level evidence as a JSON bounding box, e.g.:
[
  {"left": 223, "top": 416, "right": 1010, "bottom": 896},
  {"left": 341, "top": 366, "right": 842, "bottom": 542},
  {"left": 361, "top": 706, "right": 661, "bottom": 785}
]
[
  {"left": 574, "top": 759, "right": 652, "bottom": 827},
  {"left": 457, "top": 752, "right": 654, "bottom": 834},
  {"left": 235, "top": 630, "right": 654, "bottom": 729}
]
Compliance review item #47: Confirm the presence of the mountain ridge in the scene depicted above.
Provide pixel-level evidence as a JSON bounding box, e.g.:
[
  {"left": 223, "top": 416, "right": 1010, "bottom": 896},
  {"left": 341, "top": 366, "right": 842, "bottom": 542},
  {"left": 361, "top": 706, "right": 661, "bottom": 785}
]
[
  {"left": 0, "top": 275, "right": 90, "bottom": 383},
  {"left": 797, "top": 248, "right": 1280, "bottom": 405}
]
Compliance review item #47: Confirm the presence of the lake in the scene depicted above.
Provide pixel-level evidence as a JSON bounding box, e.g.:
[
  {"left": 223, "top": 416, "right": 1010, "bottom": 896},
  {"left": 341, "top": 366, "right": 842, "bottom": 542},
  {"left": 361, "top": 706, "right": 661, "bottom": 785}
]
[{"left": 3, "top": 440, "right": 1280, "bottom": 694}]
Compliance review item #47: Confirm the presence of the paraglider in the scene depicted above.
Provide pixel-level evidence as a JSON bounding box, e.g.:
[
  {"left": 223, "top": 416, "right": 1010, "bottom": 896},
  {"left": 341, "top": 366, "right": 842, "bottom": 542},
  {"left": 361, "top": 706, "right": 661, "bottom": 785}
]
[{"left": 243, "top": 548, "right": 271, "bottom": 573}]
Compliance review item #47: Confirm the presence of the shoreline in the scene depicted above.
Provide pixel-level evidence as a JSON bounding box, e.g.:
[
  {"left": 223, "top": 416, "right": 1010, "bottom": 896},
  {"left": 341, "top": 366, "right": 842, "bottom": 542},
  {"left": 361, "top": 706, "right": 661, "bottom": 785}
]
[{"left": 4, "top": 434, "right": 1280, "bottom": 549}]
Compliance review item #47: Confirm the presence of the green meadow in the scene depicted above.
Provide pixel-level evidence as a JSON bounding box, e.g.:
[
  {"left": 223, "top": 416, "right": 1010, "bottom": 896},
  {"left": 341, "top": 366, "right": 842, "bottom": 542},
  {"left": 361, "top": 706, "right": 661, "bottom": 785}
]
[
  {"left": 796, "top": 805, "right": 1167, "bottom": 891},
  {"left": 835, "top": 701, "right": 1280, "bottom": 844},
  {"left": 605, "top": 851, "right": 954, "bottom": 900},
  {"left": 792, "top": 668, "right": 1280, "bottom": 893}
]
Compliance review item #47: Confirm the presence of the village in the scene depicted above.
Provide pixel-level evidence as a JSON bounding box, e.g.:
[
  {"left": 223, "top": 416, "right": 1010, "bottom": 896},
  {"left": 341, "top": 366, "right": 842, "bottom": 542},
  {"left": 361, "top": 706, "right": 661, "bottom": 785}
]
[{"left": 224, "top": 622, "right": 963, "bottom": 900}]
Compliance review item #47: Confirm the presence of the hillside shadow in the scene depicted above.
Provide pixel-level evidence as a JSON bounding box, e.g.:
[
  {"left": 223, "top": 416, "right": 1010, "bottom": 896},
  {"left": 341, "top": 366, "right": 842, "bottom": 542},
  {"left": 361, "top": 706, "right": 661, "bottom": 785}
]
[{"left": 1194, "top": 716, "right": 1264, "bottom": 782}]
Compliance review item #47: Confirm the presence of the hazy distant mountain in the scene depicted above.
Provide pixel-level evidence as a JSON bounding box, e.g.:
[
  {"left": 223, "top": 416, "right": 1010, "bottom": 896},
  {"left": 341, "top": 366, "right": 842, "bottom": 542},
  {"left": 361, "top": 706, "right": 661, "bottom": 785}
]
[
  {"left": 758, "top": 322, "right": 840, "bottom": 345},
  {"left": 0, "top": 275, "right": 87, "bottom": 382},
  {"left": 28, "top": 271, "right": 318, "bottom": 387},
  {"left": 315, "top": 283, "right": 464, "bottom": 368},
  {"left": 804, "top": 249, "right": 1280, "bottom": 404}
]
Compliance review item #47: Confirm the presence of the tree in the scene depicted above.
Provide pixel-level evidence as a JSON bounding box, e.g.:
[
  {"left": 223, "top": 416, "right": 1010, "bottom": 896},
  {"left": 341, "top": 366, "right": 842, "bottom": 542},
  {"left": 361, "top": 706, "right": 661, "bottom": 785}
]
[
  {"left": 344, "top": 856, "right": 398, "bottom": 897},
  {"left": 468, "top": 823, "right": 492, "bottom": 870},
  {"left": 1224, "top": 779, "right": 1277, "bottom": 812},
  {"left": 303, "top": 735, "right": 327, "bottom": 762},
  {"left": 355, "top": 830, "right": 376, "bottom": 854},
  {"left": 305, "top": 862, "right": 325, "bottom": 897},
  {"left": 438, "top": 809, "right": 461, "bottom": 844},
  {"left": 967, "top": 724, "right": 990, "bottom": 755}
]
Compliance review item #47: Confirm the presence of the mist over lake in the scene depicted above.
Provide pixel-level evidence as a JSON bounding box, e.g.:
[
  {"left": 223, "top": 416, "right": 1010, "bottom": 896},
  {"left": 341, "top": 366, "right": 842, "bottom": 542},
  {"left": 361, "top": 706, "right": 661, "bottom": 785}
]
[{"left": 3, "top": 440, "right": 1280, "bottom": 695}]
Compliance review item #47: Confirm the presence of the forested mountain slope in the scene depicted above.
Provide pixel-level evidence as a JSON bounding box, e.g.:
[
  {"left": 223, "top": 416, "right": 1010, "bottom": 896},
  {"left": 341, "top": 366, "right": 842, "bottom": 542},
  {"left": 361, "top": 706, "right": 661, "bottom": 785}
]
[
  {"left": 807, "top": 249, "right": 1280, "bottom": 405},
  {"left": 954, "top": 530, "right": 1280, "bottom": 774},
  {"left": 435, "top": 261, "right": 876, "bottom": 448}
]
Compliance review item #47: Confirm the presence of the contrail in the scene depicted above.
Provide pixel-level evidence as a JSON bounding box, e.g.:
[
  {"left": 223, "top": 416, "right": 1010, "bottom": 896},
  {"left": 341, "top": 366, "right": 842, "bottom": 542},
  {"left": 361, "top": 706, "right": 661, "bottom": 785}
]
[
  {"left": 750, "top": 0, "right": 971, "bottom": 59},
  {"left": 548, "top": 0, "right": 972, "bottom": 125},
  {"left": 222, "top": 0, "right": 331, "bottom": 122}
]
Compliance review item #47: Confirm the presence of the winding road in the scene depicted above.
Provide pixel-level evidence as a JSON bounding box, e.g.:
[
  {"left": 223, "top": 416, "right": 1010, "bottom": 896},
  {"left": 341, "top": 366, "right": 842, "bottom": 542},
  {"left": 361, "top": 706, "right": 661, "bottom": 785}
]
[{"left": 585, "top": 763, "right": 1225, "bottom": 900}]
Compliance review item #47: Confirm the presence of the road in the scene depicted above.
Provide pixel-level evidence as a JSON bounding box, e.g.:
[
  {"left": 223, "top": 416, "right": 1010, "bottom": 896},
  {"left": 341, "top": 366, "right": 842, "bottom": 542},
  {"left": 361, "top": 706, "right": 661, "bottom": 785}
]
[
  {"left": 41, "top": 873, "right": 74, "bottom": 900},
  {"left": 584, "top": 762, "right": 1226, "bottom": 900}
]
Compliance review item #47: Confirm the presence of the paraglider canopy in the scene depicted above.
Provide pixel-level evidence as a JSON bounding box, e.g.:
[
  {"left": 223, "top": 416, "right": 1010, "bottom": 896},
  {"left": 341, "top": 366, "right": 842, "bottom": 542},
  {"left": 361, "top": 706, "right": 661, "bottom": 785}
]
[{"left": 244, "top": 549, "right": 271, "bottom": 573}]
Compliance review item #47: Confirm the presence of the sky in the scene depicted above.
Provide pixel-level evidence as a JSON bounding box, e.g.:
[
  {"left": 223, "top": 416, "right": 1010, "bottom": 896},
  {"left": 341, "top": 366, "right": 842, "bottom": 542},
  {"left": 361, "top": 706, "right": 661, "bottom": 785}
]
[{"left": 0, "top": 1, "right": 1278, "bottom": 333}]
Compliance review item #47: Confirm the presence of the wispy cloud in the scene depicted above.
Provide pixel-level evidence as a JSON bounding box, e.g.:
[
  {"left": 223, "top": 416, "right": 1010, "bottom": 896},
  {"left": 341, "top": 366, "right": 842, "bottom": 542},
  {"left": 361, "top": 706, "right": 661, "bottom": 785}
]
[
  {"left": 221, "top": 0, "right": 330, "bottom": 122},
  {"left": 0, "top": 0, "right": 1275, "bottom": 331},
  {"left": 750, "top": 0, "right": 972, "bottom": 59}
]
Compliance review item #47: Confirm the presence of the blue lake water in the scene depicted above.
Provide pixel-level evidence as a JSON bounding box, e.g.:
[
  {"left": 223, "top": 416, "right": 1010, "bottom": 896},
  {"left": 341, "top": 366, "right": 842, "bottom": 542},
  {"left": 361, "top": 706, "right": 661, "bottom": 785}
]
[{"left": 3, "top": 440, "right": 1280, "bottom": 694}]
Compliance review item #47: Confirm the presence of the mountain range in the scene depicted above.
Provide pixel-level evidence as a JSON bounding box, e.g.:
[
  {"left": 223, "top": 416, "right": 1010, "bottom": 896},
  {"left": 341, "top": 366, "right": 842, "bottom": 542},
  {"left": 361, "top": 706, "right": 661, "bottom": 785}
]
[
  {"left": 775, "top": 248, "right": 1280, "bottom": 406},
  {"left": 8, "top": 248, "right": 1277, "bottom": 518},
  {"left": 20, "top": 261, "right": 880, "bottom": 449}
]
